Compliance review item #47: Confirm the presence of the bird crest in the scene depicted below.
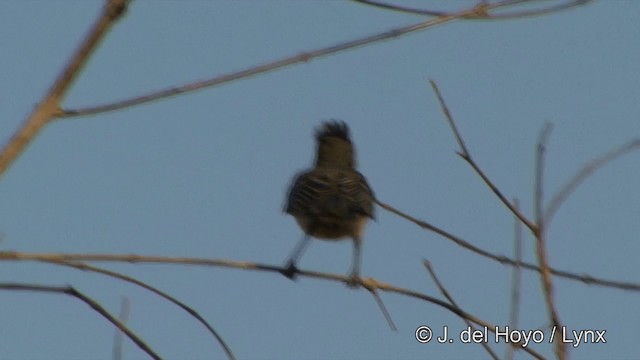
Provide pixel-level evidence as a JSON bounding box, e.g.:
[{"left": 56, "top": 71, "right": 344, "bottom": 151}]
[{"left": 315, "top": 120, "right": 352, "bottom": 143}]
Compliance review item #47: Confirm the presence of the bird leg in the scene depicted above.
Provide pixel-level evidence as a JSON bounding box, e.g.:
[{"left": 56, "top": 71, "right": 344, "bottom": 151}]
[
  {"left": 282, "top": 235, "right": 311, "bottom": 280},
  {"left": 346, "top": 237, "right": 362, "bottom": 288}
]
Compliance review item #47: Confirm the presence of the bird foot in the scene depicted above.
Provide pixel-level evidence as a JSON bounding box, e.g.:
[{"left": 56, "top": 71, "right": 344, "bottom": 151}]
[
  {"left": 281, "top": 262, "right": 299, "bottom": 280},
  {"left": 346, "top": 273, "right": 361, "bottom": 288}
]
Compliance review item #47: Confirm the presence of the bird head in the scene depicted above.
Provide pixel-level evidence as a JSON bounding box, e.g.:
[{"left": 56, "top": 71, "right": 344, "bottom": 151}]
[{"left": 314, "top": 120, "right": 355, "bottom": 168}]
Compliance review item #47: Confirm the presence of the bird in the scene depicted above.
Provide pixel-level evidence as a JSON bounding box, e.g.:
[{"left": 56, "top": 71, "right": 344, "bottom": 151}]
[{"left": 283, "top": 120, "right": 374, "bottom": 285}]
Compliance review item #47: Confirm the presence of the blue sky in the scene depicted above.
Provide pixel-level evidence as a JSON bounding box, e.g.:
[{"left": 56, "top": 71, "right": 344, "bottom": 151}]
[{"left": 1, "top": 1, "right": 639, "bottom": 359}]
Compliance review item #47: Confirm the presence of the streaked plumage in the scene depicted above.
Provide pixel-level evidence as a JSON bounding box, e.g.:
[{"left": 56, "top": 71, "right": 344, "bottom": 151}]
[
  {"left": 285, "top": 168, "right": 374, "bottom": 239},
  {"left": 283, "top": 120, "right": 374, "bottom": 283}
]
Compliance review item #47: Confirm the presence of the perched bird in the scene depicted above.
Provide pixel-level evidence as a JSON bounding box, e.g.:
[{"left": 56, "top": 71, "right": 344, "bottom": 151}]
[{"left": 283, "top": 120, "right": 374, "bottom": 284}]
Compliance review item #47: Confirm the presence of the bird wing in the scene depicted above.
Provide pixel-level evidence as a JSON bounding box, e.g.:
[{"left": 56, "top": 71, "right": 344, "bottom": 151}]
[{"left": 285, "top": 168, "right": 374, "bottom": 220}]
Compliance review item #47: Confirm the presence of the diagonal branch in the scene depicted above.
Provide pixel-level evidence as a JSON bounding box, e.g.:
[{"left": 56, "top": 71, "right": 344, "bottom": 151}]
[
  {"left": 545, "top": 138, "right": 640, "bottom": 224},
  {"left": 363, "top": 285, "right": 397, "bottom": 331},
  {"left": 359, "top": 279, "right": 544, "bottom": 359},
  {"left": 423, "top": 260, "right": 499, "bottom": 360},
  {"left": 47, "top": 259, "right": 236, "bottom": 360},
  {"left": 113, "top": 297, "right": 130, "bottom": 360},
  {"left": 373, "top": 200, "right": 640, "bottom": 291},
  {"left": 429, "top": 79, "right": 538, "bottom": 234},
  {"left": 55, "top": 5, "right": 470, "bottom": 118},
  {"left": 0, "top": 282, "right": 160, "bottom": 360},
  {"left": 506, "top": 198, "right": 523, "bottom": 360},
  {"left": 58, "top": 0, "right": 567, "bottom": 119},
  {"left": 534, "top": 124, "right": 565, "bottom": 360},
  {"left": 352, "top": 0, "right": 449, "bottom": 17},
  {"left": 0, "top": 0, "right": 129, "bottom": 178},
  {"left": 353, "top": 0, "right": 594, "bottom": 19},
  {"left": 2, "top": 254, "right": 545, "bottom": 359}
]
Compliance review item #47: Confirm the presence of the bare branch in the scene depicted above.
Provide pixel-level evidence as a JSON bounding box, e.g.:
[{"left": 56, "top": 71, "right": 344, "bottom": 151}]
[
  {"left": 352, "top": 0, "right": 448, "bottom": 16},
  {"left": 56, "top": 7, "right": 463, "bottom": 117},
  {"left": 363, "top": 285, "right": 397, "bottom": 331},
  {"left": 489, "top": 0, "right": 594, "bottom": 19},
  {"left": 0, "top": 282, "right": 160, "bottom": 360},
  {"left": 3, "top": 247, "right": 639, "bottom": 292},
  {"left": 58, "top": 0, "right": 569, "bottom": 119},
  {"left": 113, "top": 297, "right": 130, "bottom": 360},
  {"left": 429, "top": 79, "right": 470, "bottom": 156},
  {"left": 0, "top": 0, "right": 129, "bottom": 177},
  {"left": 423, "top": 260, "right": 499, "bottom": 360},
  {"left": 362, "top": 277, "right": 545, "bottom": 359},
  {"left": 506, "top": 198, "right": 523, "bottom": 360},
  {"left": 353, "top": 0, "right": 594, "bottom": 19},
  {"left": 534, "top": 124, "right": 565, "bottom": 360},
  {"left": 373, "top": 200, "right": 640, "bottom": 291},
  {"left": 48, "top": 260, "right": 236, "bottom": 360},
  {"left": 0, "top": 258, "right": 517, "bottom": 348},
  {"left": 429, "top": 79, "right": 538, "bottom": 234},
  {"left": 545, "top": 138, "right": 640, "bottom": 224},
  {"left": 535, "top": 124, "right": 553, "bottom": 231}
]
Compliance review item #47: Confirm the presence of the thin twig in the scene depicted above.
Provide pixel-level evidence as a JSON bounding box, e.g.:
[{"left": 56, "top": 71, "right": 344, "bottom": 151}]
[
  {"left": 478, "top": 0, "right": 594, "bottom": 19},
  {"left": 47, "top": 259, "right": 236, "bottom": 360},
  {"left": 352, "top": 0, "right": 449, "bottom": 17},
  {"left": 58, "top": 0, "right": 564, "bottom": 119},
  {"left": 353, "top": 0, "right": 594, "bottom": 19},
  {"left": 506, "top": 198, "right": 523, "bottom": 360},
  {"left": 545, "top": 138, "right": 640, "bottom": 224},
  {"left": 113, "top": 297, "right": 130, "bottom": 360},
  {"left": 534, "top": 124, "right": 564, "bottom": 360},
  {"left": 358, "top": 279, "right": 545, "bottom": 359},
  {"left": 0, "top": 0, "right": 129, "bottom": 177},
  {"left": 56, "top": 8, "right": 462, "bottom": 117},
  {"left": 1, "top": 249, "right": 639, "bottom": 293},
  {"left": 423, "top": 260, "right": 499, "bottom": 360},
  {"left": 0, "top": 282, "right": 161, "bottom": 360},
  {"left": 372, "top": 200, "right": 640, "bottom": 291},
  {"left": 429, "top": 79, "right": 470, "bottom": 156},
  {"left": 429, "top": 79, "right": 538, "bottom": 234},
  {"left": 363, "top": 284, "right": 398, "bottom": 331},
  {"left": 1, "top": 257, "right": 546, "bottom": 358},
  {"left": 535, "top": 124, "right": 552, "bottom": 230}
]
